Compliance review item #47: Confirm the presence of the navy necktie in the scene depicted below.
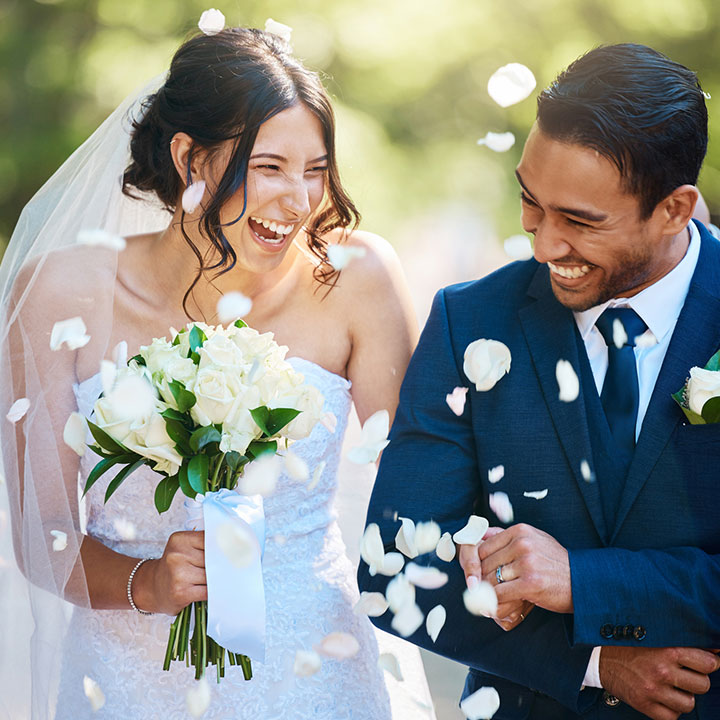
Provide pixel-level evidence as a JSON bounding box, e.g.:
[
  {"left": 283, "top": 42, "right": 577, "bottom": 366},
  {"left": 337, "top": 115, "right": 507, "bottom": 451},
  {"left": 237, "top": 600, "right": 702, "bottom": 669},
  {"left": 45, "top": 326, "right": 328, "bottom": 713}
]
[{"left": 594, "top": 307, "right": 648, "bottom": 467}]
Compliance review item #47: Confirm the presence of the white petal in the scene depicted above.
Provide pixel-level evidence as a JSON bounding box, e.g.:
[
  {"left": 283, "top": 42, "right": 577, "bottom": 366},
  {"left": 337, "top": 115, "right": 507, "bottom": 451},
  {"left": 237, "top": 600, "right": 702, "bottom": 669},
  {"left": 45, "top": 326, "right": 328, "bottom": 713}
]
[
  {"left": 405, "top": 563, "right": 448, "bottom": 590},
  {"left": 217, "top": 292, "right": 252, "bottom": 324},
  {"left": 523, "top": 489, "right": 548, "bottom": 500},
  {"left": 83, "top": 675, "right": 105, "bottom": 712},
  {"left": 463, "top": 581, "right": 498, "bottom": 617},
  {"left": 446, "top": 387, "right": 468, "bottom": 416},
  {"left": 320, "top": 411, "right": 338, "bottom": 433},
  {"left": 106, "top": 374, "right": 156, "bottom": 421},
  {"left": 580, "top": 459, "right": 595, "bottom": 482},
  {"left": 489, "top": 491, "right": 514, "bottom": 524},
  {"left": 237, "top": 454, "right": 281, "bottom": 497},
  {"left": 326, "top": 244, "right": 367, "bottom": 271},
  {"left": 635, "top": 330, "right": 658, "bottom": 349},
  {"left": 77, "top": 228, "right": 126, "bottom": 251},
  {"left": 346, "top": 442, "right": 389, "bottom": 464},
  {"left": 556, "top": 359, "right": 580, "bottom": 402},
  {"left": 426, "top": 604, "right": 446, "bottom": 643},
  {"left": 50, "top": 317, "right": 91, "bottom": 351},
  {"left": 63, "top": 412, "right": 87, "bottom": 457},
  {"left": 50, "top": 530, "right": 67, "bottom": 552},
  {"left": 487, "top": 465, "right": 505, "bottom": 484},
  {"left": 347, "top": 409, "right": 390, "bottom": 464},
  {"left": 307, "top": 460, "right": 326, "bottom": 491},
  {"left": 487, "top": 63, "right": 536, "bottom": 108},
  {"left": 378, "top": 652, "right": 404, "bottom": 681},
  {"left": 0, "top": 473, "right": 5, "bottom": 485},
  {"left": 460, "top": 686, "right": 501, "bottom": 719},
  {"left": 112, "top": 517, "right": 137, "bottom": 541},
  {"left": 477, "top": 131, "right": 515, "bottom": 152},
  {"left": 216, "top": 521, "right": 258, "bottom": 568},
  {"left": 284, "top": 451, "right": 310, "bottom": 482},
  {"left": 391, "top": 602, "right": 424, "bottom": 637},
  {"left": 503, "top": 234, "right": 534, "bottom": 261},
  {"left": 452, "top": 515, "right": 490, "bottom": 545},
  {"left": 435, "top": 532, "right": 456, "bottom": 562},
  {"left": 395, "top": 516, "right": 418, "bottom": 559},
  {"left": 385, "top": 573, "right": 416, "bottom": 613},
  {"left": 415, "top": 520, "right": 442, "bottom": 554},
  {"left": 100, "top": 359, "right": 117, "bottom": 397},
  {"left": 360, "top": 523, "right": 386, "bottom": 571},
  {"left": 354, "top": 591, "right": 390, "bottom": 617},
  {"left": 186, "top": 676, "right": 211, "bottom": 717},
  {"left": 182, "top": 180, "right": 207, "bottom": 213},
  {"left": 198, "top": 8, "right": 225, "bottom": 35},
  {"left": 377, "top": 551, "right": 405, "bottom": 577},
  {"left": 265, "top": 18, "right": 293, "bottom": 43},
  {"left": 112, "top": 340, "right": 128, "bottom": 368},
  {"left": 6, "top": 398, "right": 30, "bottom": 423},
  {"left": 612, "top": 318, "right": 628, "bottom": 349},
  {"left": 316, "top": 631, "right": 360, "bottom": 660},
  {"left": 294, "top": 649, "right": 322, "bottom": 677},
  {"left": 463, "top": 339, "right": 512, "bottom": 392}
]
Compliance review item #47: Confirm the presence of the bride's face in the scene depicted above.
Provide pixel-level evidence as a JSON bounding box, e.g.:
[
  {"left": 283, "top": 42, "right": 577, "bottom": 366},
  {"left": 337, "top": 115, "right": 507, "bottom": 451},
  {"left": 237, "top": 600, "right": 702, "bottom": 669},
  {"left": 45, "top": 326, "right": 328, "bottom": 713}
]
[{"left": 218, "top": 103, "right": 328, "bottom": 273}]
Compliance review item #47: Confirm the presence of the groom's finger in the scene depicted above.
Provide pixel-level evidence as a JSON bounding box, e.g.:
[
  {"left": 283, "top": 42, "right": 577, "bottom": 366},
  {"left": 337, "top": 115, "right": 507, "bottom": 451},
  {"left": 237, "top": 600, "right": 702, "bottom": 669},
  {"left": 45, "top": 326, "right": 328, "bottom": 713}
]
[{"left": 458, "top": 542, "right": 483, "bottom": 585}]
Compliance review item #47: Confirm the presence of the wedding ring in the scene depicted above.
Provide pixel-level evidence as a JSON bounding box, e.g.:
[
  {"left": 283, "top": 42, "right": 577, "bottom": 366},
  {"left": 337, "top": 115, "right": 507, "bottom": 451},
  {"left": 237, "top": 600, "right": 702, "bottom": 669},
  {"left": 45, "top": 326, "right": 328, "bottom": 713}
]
[
  {"left": 519, "top": 612, "right": 525, "bottom": 621},
  {"left": 496, "top": 565, "right": 505, "bottom": 584}
]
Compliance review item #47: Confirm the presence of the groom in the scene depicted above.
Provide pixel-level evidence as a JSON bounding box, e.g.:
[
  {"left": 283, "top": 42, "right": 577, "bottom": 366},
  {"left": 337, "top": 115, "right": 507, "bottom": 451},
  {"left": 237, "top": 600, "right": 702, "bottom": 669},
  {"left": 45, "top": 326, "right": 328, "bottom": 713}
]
[{"left": 359, "top": 44, "right": 720, "bottom": 719}]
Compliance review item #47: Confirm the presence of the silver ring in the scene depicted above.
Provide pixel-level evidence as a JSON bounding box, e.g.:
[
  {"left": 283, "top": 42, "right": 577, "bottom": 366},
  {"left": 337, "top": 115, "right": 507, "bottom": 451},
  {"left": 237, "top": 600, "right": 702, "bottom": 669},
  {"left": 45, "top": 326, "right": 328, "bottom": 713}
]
[
  {"left": 496, "top": 565, "right": 505, "bottom": 584},
  {"left": 519, "top": 612, "right": 525, "bottom": 621}
]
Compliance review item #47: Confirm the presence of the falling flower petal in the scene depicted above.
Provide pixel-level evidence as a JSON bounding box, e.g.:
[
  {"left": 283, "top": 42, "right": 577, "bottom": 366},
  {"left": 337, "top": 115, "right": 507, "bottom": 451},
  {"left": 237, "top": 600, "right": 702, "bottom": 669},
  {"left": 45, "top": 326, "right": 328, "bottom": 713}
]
[
  {"left": 112, "top": 340, "right": 128, "bottom": 368},
  {"left": 386, "top": 573, "right": 416, "bottom": 613},
  {"left": 452, "top": 515, "right": 490, "bottom": 545},
  {"left": 186, "top": 676, "right": 211, "bottom": 717},
  {"left": 100, "top": 359, "right": 117, "bottom": 397},
  {"left": 6, "top": 398, "right": 30, "bottom": 423},
  {"left": 284, "top": 451, "right": 309, "bottom": 482},
  {"left": 612, "top": 318, "right": 628, "bottom": 349},
  {"left": 354, "top": 591, "right": 390, "bottom": 617},
  {"left": 216, "top": 522, "right": 258, "bottom": 568},
  {"left": 395, "top": 517, "right": 418, "bottom": 559},
  {"left": 378, "top": 552, "right": 405, "bottom": 577},
  {"left": 316, "top": 632, "right": 360, "bottom": 660},
  {"left": 63, "top": 412, "right": 87, "bottom": 457},
  {"left": 477, "top": 131, "right": 515, "bottom": 152},
  {"left": 489, "top": 491, "right": 514, "bottom": 524},
  {"left": 50, "top": 530, "right": 67, "bottom": 552},
  {"left": 50, "top": 317, "right": 90, "bottom": 351},
  {"left": 378, "top": 652, "right": 404, "bottom": 681},
  {"left": 556, "top": 359, "right": 580, "bottom": 402},
  {"left": 265, "top": 18, "right": 293, "bottom": 43},
  {"left": 113, "top": 518, "right": 137, "bottom": 541},
  {"left": 327, "top": 244, "right": 367, "bottom": 271},
  {"left": 426, "top": 604, "right": 446, "bottom": 643},
  {"left": 503, "top": 235, "right": 534, "bottom": 261},
  {"left": 293, "top": 649, "right": 322, "bottom": 676},
  {"left": 237, "top": 454, "right": 281, "bottom": 497},
  {"left": 307, "top": 460, "right": 326, "bottom": 491},
  {"left": 106, "top": 374, "right": 156, "bottom": 421},
  {"left": 446, "top": 387, "right": 468, "bottom": 416},
  {"left": 415, "top": 521, "right": 442, "bottom": 554},
  {"left": 77, "top": 229, "right": 126, "bottom": 251},
  {"left": 347, "top": 409, "right": 390, "bottom": 464},
  {"left": 391, "top": 602, "right": 424, "bottom": 637},
  {"left": 435, "top": 532, "right": 456, "bottom": 562},
  {"left": 580, "top": 459, "right": 595, "bottom": 482},
  {"left": 463, "top": 581, "right": 498, "bottom": 617},
  {"left": 360, "top": 523, "right": 386, "bottom": 575},
  {"left": 405, "top": 563, "right": 448, "bottom": 590},
  {"left": 464, "top": 339, "right": 511, "bottom": 392},
  {"left": 488, "top": 465, "right": 505, "bottom": 484},
  {"left": 461, "top": 686, "right": 501, "bottom": 719},
  {"left": 487, "top": 63, "right": 536, "bottom": 107},
  {"left": 635, "top": 330, "right": 658, "bottom": 349},
  {"left": 217, "top": 292, "right": 252, "bottom": 324},
  {"left": 523, "top": 489, "right": 548, "bottom": 500},
  {"left": 182, "top": 180, "right": 207, "bottom": 213},
  {"left": 198, "top": 8, "right": 225, "bottom": 35},
  {"left": 83, "top": 676, "right": 105, "bottom": 712},
  {"left": 320, "top": 412, "right": 337, "bottom": 433},
  {"left": 273, "top": 534, "right": 287, "bottom": 546},
  {"left": 0, "top": 473, "right": 5, "bottom": 486}
]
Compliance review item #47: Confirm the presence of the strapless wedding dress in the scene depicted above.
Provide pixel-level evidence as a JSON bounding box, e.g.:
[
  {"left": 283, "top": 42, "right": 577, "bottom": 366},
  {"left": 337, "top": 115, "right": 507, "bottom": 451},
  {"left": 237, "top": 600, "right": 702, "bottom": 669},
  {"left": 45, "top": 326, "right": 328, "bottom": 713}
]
[{"left": 54, "top": 358, "right": 435, "bottom": 719}]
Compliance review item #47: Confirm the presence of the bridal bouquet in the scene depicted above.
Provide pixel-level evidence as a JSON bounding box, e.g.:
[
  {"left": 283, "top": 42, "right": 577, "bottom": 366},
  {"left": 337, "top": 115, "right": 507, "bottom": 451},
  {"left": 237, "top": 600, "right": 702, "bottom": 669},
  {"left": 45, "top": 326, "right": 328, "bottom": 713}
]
[{"left": 82, "top": 320, "right": 325, "bottom": 681}]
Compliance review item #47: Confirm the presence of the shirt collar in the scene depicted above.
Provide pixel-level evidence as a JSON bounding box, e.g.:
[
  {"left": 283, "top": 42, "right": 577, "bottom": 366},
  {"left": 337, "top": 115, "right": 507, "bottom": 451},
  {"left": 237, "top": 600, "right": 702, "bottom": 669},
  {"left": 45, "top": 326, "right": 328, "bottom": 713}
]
[{"left": 574, "top": 221, "right": 701, "bottom": 343}]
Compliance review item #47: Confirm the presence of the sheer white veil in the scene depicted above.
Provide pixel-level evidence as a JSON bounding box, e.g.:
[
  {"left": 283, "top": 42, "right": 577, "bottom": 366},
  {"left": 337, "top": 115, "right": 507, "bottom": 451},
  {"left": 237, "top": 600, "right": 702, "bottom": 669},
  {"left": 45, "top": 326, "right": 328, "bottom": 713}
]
[{"left": 0, "top": 76, "right": 170, "bottom": 719}]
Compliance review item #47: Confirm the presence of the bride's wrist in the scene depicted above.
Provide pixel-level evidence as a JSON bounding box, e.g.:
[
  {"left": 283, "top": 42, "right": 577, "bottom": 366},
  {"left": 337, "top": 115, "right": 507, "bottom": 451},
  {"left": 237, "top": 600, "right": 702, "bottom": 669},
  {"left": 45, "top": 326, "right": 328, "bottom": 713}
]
[{"left": 127, "top": 558, "right": 157, "bottom": 614}]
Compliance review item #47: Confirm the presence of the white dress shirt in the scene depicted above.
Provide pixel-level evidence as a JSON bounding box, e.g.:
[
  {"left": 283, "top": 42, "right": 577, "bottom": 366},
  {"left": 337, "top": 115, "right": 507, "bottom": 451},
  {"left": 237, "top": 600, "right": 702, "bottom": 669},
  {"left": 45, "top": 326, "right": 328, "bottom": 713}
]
[{"left": 572, "top": 222, "right": 701, "bottom": 688}]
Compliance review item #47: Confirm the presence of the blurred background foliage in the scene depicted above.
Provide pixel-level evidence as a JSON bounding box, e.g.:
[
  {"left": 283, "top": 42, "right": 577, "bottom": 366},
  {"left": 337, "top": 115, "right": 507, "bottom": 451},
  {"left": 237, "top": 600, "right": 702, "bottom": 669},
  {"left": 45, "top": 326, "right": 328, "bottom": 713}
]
[{"left": 2, "top": 0, "right": 720, "bottom": 280}]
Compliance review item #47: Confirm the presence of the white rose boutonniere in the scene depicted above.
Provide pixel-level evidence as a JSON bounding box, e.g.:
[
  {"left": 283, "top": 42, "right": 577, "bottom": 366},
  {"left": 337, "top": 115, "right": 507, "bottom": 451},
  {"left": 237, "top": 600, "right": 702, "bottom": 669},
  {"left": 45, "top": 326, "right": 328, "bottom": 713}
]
[
  {"left": 463, "top": 339, "right": 512, "bottom": 392},
  {"left": 673, "top": 349, "right": 720, "bottom": 424}
]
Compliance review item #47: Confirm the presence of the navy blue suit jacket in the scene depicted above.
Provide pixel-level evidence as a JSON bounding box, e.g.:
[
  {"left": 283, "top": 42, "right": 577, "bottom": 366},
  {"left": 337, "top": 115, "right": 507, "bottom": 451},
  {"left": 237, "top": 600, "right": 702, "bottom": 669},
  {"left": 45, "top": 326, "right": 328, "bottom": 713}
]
[{"left": 359, "top": 222, "right": 720, "bottom": 718}]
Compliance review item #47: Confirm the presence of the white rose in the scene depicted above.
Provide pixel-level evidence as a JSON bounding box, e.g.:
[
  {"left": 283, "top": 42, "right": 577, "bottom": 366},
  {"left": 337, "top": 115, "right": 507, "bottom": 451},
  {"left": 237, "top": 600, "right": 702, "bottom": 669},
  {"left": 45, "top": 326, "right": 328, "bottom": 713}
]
[
  {"left": 272, "top": 383, "right": 326, "bottom": 441},
  {"left": 199, "top": 333, "right": 247, "bottom": 371},
  {"left": 687, "top": 367, "right": 720, "bottom": 415},
  {"left": 219, "top": 408, "right": 261, "bottom": 455},
  {"left": 190, "top": 367, "right": 244, "bottom": 426},
  {"left": 123, "top": 412, "right": 183, "bottom": 475},
  {"left": 230, "top": 326, "right": 286, "bottom": 362},
  {"left": 140, "top": 337, "right": 181, "bottom": 376},
  {"left": 94, "top": 395, "right": 136, "bottom": 445},
  {"left": 463, "top": 339, "right": 511, "bottom": 391}
]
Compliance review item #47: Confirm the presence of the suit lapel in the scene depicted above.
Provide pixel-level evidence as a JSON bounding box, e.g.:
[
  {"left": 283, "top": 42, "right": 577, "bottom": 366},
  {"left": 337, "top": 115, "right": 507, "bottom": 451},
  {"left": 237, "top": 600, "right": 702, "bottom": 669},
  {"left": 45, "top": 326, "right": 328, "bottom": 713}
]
[
  {"left": 519, "top": 267, "right": 607, "bottom": 543},
  {"left": 610, "top": 225, "right": 720, "bottom": 541}
]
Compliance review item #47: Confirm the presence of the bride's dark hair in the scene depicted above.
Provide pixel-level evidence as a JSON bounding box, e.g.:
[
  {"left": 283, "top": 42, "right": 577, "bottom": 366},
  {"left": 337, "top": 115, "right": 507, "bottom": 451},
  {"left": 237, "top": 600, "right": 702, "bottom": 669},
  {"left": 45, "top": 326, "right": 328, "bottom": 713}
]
[{"left": 123, "top": 28, "right": 359, "bottom": 311}]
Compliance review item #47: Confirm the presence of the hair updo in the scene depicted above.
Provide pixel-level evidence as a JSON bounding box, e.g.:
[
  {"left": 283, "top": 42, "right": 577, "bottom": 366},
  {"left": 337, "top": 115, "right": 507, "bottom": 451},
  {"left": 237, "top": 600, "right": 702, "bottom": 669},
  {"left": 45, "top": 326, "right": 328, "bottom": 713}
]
[{"left": 123, "top": 28, "right": 359, "bottom": 311}]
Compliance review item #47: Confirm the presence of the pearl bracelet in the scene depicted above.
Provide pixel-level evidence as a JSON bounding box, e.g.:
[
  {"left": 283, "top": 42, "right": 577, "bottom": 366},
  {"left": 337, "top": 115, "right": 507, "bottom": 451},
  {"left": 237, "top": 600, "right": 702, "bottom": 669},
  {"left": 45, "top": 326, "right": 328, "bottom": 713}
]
[{"left": 127, "top": 558, "right": 154, "bottom": 615}]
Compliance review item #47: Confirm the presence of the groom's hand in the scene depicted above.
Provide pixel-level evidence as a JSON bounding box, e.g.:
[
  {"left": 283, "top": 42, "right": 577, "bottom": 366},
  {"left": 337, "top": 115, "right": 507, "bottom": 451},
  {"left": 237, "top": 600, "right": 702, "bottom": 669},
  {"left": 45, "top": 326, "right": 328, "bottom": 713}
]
[
  {"left": 478, "top": 523, "right": 573, "bottom": 614},
  {"left": 599, "top": 646, "right": 720, "bottom": 720}
]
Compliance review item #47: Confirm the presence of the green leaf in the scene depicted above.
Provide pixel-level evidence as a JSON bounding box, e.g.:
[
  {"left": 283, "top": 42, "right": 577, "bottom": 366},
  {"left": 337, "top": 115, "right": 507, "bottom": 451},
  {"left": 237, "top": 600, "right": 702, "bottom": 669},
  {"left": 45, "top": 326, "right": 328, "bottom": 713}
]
[
  {"left": 704, "top": 349, "right": 720, "bottom": 372},
  {"left": 188, "top": 454, "right": 209, "bottom": 494},
  {"left": 155, "top": 474, "right": 180, "bottom": 514},
  {"left": 83, "top": 453, "right": 137, "bottom": 497},
  {"left": 224, "top": 451, "right": 247, "bottom": 473},
  {"left": 701, "top": 396, "right": 720, "bottom": 424},
  {"left": 265, "top": 407, "right": 301, "bottom": 435},
  {"left": 161, "top": 408, "right": 192, "bottom": 425},
  {"left": 250, "top": 406, "right": 271, "bottom": 436},
  {"left": 189, "top": 325, "right": 207, "bottom": 354},
  {"left": 247, "top": 440, "right": 277, "bottom": 460},
  {"left": 104, "top": 459, "right": 146, "bottom": 504},
  {"left": 164, "top": 418, "right": 192, "bottom": 456},
  {"left": 189, "top": 426, "right": 222, "bottom": 452},
  {"left": 178, "top": 462, "right": 195, "bottom": 498},
  {"left": 168, "top": 380, "right": 196, "bottom": 413},
  {"left": 87, "top": 420, "right": 129, "bottom": 455},
  {"left": 129, "top": 353, "right": 146, "bottom": 367},
  {"left": 234, "top": 319, "right": 248, "bottom": 329}
]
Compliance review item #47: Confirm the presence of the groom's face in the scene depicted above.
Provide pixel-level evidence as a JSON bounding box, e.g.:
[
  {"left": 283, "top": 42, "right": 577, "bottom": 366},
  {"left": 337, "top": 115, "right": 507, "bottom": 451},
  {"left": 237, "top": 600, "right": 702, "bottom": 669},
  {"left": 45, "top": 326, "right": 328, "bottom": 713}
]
[{"left": 516, "top": 125, "right": 683, "bottom": 311}]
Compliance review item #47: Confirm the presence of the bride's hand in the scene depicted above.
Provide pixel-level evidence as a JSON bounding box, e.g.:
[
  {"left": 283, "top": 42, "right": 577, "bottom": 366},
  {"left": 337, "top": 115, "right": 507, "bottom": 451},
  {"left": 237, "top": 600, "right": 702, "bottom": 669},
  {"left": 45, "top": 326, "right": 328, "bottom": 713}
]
[{"left": 133, "top": 531, "right": 207, "bottom": 615}]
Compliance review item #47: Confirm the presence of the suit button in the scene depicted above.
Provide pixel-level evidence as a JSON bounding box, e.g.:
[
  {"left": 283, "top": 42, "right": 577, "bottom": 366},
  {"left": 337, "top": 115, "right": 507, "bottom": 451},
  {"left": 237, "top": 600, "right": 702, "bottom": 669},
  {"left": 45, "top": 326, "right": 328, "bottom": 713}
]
[
  {"left": 603, "top": 691, "right": 621, "bottom": 707},
  {"left": 633, "top": 626, "right": 646, "bottom": 641},
  {"left": 623, "top": 624, "right": 634, "bottom": 639},
  {"left": 600, "top": 623, "right": 614, "bottom": 639},
  {"left": 613, "top": 625, "right": 625, "bottom": 640}
]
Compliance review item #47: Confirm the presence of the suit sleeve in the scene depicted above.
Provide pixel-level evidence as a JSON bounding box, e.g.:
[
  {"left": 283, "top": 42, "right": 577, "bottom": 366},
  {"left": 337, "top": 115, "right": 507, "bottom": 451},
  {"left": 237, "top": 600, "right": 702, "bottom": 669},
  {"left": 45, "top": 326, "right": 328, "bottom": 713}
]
[{"left": 358, "top": 289, "right": 596, "bottom": 713}]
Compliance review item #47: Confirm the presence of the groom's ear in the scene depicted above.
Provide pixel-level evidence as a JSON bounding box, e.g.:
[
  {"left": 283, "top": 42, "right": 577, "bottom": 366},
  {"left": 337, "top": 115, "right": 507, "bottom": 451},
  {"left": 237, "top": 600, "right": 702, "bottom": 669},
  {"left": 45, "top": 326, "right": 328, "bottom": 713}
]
[{"left": 655, "top": 185, "right": 700, "bottom": 236}]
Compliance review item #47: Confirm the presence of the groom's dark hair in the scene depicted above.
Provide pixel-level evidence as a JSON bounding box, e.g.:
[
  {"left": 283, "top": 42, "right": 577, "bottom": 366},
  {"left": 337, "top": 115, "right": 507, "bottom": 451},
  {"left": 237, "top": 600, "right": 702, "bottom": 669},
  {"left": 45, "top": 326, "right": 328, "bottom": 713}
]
[{"left": 536, "top": 43, "right": 707, "bottom": 219}]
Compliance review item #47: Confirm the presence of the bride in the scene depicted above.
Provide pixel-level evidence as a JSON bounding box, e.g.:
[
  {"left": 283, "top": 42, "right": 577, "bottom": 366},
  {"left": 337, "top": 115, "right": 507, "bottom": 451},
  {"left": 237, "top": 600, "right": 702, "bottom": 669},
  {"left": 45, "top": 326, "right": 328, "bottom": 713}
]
[{"left": 0, "top": 23, "right": 434, "bottom": 719}]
